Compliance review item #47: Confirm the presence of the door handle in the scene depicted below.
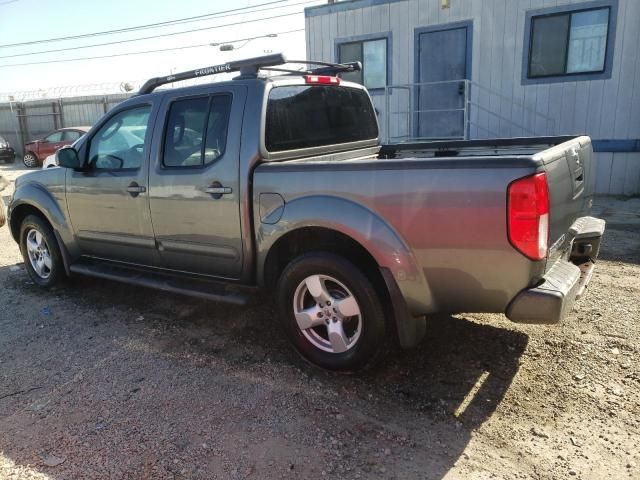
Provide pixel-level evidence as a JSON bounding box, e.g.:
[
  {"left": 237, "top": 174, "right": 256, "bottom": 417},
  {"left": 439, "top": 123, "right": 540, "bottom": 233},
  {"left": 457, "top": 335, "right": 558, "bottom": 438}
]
[
  {"left": 205, "top": 186, "right": 232, "bottom": 195},
  {"left": 126, "top": 182, "right": 146, "bottom": 197},
  {"left": 205, "top": 181, "right": 232, "bottom": 199}
]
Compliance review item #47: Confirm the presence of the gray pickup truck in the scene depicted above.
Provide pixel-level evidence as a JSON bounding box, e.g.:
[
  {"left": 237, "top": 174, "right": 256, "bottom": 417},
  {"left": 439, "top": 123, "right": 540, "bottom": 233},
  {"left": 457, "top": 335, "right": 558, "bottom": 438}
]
[{"left": 8, "top": 54, "right": 605, "bottom": 371}]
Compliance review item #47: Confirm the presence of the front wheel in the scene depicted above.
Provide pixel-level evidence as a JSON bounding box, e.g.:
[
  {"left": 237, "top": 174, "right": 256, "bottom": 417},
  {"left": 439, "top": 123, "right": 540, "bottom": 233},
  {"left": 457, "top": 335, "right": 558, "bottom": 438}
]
[
  {"left": 19, "top": 215, "right": 64, "bottom": 287},
  {"left": 276, "top": 252, "right": 388, "bottom": 372}
]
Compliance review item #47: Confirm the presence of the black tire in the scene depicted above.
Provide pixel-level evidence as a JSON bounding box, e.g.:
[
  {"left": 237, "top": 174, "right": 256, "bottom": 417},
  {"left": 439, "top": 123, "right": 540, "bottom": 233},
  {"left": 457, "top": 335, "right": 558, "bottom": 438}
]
[
  {"left": 19, "top": 215, "right": 64, "bottom": 287},
  {"left": 23, "top": 152, "right": 38, "bottom": 168},
  {"left": 276, "top": 252, "right": 388, "bottom": 372},
  {"left": 0, "top": 197, "right": 5, "bottom": 228}
]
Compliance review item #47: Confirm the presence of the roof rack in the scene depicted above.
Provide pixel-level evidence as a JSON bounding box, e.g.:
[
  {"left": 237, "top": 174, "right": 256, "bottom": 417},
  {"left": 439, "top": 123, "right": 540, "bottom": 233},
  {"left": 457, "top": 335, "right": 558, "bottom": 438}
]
[
  {"left": 138, "top": 53, "right": 361, "bottom": 94},
  {"left": 266, "top": 59, "right": 362, "bottom": 76}
]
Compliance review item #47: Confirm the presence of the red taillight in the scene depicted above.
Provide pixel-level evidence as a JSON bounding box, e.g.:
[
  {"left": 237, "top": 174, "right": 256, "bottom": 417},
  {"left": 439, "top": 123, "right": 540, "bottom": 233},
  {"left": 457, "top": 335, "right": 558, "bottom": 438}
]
[
  {"left": 305, "top": 75, "right": 340, "bottom": 85},
  {"left": 507, "top": 172, "right": 549, "bottom": 260}
]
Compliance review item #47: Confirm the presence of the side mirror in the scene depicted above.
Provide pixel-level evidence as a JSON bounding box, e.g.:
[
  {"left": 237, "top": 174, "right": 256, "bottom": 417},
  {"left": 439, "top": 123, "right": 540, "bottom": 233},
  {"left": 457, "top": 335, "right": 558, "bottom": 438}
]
[{"left": 56, "top": 147, "right": 81, "bottom": 169}]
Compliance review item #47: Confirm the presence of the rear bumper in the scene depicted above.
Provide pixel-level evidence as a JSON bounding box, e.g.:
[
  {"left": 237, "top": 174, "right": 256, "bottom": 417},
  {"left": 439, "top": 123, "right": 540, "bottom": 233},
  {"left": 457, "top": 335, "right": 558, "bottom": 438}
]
[{"left": 506, "top": 216, "right": 605, "bottom": 324}]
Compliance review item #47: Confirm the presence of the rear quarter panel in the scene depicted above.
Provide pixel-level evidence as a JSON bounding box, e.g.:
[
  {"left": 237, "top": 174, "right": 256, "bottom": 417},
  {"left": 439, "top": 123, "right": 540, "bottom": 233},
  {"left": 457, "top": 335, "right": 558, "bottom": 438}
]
[{"left": 254, "top": 157, "right": 545, "bottom": 315}]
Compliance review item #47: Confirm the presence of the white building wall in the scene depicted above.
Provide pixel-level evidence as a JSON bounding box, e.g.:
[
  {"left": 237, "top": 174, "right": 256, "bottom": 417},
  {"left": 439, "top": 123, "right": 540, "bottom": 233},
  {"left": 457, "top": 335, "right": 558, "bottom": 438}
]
[{"left": 306, "top": 0, "right": 640, "bottom": 195}]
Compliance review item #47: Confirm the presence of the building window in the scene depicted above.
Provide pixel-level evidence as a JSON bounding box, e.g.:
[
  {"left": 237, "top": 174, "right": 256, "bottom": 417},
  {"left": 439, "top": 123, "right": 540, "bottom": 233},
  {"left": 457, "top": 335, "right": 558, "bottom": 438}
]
[
  {"left": 527, "top": 6, "right": 611, "bottom": 79},
  {"left": 338, "top": 38, "right": 387, "bottom": 89}
]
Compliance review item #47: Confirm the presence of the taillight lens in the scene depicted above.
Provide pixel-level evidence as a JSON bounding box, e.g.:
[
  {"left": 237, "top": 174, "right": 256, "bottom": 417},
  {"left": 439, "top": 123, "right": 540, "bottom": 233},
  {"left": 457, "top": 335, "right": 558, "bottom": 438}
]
[
  {"left": 507, "top": 172, "right": 549, "bottom": 260},
  {"left": 305, "top": 75, "right": 340, "bottom": 85}
]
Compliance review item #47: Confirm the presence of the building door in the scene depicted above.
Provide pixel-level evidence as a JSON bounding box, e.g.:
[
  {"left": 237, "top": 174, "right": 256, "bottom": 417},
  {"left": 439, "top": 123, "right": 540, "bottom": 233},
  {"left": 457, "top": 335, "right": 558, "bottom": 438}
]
[{"left": 416, "top": 23, "right": 471, "bottom": 139}]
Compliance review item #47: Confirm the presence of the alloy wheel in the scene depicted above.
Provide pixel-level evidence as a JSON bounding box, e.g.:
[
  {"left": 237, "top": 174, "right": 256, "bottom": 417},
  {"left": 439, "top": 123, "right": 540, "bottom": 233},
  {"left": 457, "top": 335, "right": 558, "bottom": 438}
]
[
  {"left": 25, "top": 228, "right": 52, "bottom": 279},
  {"left": 23, "top": 153, "right": 38, "bottom": 168},
  {"left": 292, "top": 274, "right": 363, "bottom": 353}
]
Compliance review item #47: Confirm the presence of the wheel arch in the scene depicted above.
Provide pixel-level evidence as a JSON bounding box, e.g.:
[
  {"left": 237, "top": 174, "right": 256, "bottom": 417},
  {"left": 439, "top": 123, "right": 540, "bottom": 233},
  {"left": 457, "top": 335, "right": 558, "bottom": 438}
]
[
  {"left": 257, "top": 195, "right": 433, "bottom": 348},
  {"left": 263, "top": 226, "right": 383, "bottom": 294},
  {"left": 9, "top": 181, "right": 75, "bottom": 249},
  {"left": 10, "top": 202, "right": 50, "bottom": 242},
  {"left": 10, "top": 200, "right": 73, "bottom": 276}
]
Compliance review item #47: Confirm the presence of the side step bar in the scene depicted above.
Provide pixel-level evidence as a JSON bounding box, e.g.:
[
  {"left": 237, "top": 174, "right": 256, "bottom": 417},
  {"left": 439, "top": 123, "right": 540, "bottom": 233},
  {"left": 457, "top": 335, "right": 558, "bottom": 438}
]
[{"left": 69, "top": 262, "right": 250, "bottom": 306}]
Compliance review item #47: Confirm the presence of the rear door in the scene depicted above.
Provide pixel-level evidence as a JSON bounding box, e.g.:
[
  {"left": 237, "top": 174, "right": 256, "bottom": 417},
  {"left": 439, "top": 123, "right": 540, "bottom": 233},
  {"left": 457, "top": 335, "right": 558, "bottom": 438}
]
[{"left": 148, "top": 85, "right": 246, "bottom": 279}]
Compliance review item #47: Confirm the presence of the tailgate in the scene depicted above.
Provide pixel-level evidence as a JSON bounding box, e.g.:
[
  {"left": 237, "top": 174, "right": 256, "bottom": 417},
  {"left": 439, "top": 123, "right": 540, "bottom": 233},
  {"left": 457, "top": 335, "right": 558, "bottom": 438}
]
[{"left": 534, "top": 136, "right": 595, "bottom": 262}]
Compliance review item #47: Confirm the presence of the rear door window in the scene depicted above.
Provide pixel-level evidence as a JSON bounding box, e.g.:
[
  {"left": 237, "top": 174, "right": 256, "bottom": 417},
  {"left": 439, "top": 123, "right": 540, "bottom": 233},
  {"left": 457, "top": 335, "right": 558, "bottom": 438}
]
[
  {"left": 265, "top": 85, "right": 378, "bottom": 152},
  {"left": 163, "top": 94, "right": 231, "bottom": 168},
  {"left": 45, "top": 131, "right": 63, "bottom": 142}
]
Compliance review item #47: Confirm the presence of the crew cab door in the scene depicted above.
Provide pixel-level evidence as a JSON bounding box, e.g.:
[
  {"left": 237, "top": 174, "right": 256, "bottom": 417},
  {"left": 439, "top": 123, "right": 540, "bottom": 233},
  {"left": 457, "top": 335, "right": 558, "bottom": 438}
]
[
  {"left": 65, "top": 102, "right": 156, "bottom": 265},
  {"left": 148, "top": 85, "right": 245, "bottom": 279}
]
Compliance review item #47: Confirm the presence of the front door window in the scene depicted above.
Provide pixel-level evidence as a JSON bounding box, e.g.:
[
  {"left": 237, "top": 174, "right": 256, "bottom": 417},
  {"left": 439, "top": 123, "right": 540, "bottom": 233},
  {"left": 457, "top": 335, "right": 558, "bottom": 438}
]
[{"left": 88, "top": 105, "right": 151, "bottom": 170}]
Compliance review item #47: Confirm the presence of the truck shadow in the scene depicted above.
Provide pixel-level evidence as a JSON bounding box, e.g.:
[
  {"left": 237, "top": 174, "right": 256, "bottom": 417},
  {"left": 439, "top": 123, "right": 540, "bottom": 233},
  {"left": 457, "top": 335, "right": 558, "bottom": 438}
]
[{"left": 0, "top": 267, "right": 528, "bottom": 479}]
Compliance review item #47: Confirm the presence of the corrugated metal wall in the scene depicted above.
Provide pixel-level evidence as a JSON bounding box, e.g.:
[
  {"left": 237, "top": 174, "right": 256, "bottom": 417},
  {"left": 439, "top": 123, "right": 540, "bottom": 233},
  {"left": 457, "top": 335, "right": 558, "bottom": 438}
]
[
  {"left": 306, "top": 0, "right": 640, "bottom": 195},
  {"left": 0, "top": 93, "right": 131, "bottom": 157}
]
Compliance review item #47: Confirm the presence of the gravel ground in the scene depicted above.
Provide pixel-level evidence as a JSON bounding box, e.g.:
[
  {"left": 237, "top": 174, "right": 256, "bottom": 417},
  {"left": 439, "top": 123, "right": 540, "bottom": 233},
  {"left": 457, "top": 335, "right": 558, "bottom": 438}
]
[{"left": 0, "top": 162, "right": 638, "bottom": 480}]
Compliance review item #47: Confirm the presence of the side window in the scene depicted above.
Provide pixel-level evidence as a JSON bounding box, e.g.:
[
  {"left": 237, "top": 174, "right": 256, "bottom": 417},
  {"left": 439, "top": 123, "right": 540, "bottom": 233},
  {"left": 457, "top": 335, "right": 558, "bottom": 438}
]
[
  {"left": 338, "top": 38, "right": 388, "bottom": 89},
  {"left": 163, "top": 97, "right": 209, "bottom": 168},
  {"left": 88, "top": 105, "right": 151, "bottom": 170},
  {"left": 163, "top": 94, "right": 231, "bottom": 168},
  {"left": 63, "top": 130, "right": 82, "bottom": 142},
  {"left": 524, "top": 4, "right": 615, "bottom": 82},
  {"left": 45, "top": 131, "right": 63, "bottom": 142}
]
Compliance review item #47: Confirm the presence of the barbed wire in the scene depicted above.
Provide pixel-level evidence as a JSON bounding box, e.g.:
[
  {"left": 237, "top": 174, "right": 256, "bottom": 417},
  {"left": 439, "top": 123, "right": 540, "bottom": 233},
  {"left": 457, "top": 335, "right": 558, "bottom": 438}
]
[
  {"left": 0, "top": 75, "right": 230, "bottom": 102},
  {"left": 0, "top": 64, "right": 305, "bottom": 103},
  {"left": 0, "top": 81, "right": 142, "bottom": 102}
]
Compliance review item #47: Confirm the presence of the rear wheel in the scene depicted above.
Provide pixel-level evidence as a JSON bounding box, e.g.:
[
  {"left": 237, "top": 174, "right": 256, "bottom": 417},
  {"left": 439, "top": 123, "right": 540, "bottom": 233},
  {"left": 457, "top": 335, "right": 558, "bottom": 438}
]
[
  {"left": 23, "top": 152, "right": 38, "bottom": 168},
  {"left": 19, "top": 215, "right": 64, "bottom": 287},
  {"left": 276, "top": 252, "right": 388, "bottom": 372}
]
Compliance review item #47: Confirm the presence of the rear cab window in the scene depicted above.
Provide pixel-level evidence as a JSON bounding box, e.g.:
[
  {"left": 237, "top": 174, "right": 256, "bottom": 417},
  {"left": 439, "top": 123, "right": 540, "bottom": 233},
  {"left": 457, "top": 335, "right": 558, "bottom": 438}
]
[{"left": 265, "top": 85, "right": 378, "bottom": 152}]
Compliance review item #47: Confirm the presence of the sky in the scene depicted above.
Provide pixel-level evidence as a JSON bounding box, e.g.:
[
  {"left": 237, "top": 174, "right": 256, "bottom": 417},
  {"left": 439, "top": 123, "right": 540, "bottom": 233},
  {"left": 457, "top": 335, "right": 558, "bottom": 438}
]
[{"left": 0, "top": 0, "right": 319, "bottom": 98}]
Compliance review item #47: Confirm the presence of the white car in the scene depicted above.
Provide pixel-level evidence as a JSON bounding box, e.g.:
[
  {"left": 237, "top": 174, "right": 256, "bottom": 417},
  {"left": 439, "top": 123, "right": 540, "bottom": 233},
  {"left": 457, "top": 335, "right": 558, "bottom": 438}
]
[{"left": 41, "top": 153, "right": 57, "bottom": 169}]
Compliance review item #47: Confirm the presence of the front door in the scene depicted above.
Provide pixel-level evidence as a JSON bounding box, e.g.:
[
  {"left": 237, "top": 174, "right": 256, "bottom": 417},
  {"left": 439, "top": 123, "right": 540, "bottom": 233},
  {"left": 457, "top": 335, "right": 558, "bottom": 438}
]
[
  {"left": 66, "top": 103, "right": 156, "bottom": 265},
  {"left": 148, "top": 85, "right": 246, "bottom": 279},
  {"left": 416, "top": 23, "right": 470, "bottom": 139}
]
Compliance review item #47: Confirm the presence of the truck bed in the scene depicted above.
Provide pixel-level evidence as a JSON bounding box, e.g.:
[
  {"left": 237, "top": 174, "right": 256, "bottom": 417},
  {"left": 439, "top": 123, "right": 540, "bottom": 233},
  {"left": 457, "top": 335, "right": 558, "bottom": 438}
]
[
  {"left": 381, "top": 136, "right": 596, "bottom": 257},
  {"left": 254, "top": 135, "right": 596, "bottom": 316}
]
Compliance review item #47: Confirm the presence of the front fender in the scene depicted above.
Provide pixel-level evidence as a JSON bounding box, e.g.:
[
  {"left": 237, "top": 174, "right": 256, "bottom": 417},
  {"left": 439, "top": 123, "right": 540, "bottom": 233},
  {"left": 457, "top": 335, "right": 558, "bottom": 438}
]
[
  {"left": 257, "top": 195, "right": 434, "bottom": 314},
  {"left": 9, "top": 180, "right": 77, "bottom": 257}
]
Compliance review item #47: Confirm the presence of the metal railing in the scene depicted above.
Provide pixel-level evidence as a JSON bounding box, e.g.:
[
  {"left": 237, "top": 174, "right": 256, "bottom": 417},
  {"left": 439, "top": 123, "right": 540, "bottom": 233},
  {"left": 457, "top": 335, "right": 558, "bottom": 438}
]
[{"left": 382, "top": 79, "right": 556, "bottom": 143}]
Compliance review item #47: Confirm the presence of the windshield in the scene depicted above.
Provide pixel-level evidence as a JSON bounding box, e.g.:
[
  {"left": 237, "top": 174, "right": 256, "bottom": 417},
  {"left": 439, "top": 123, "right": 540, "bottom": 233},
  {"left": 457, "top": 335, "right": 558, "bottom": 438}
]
[{"left": 265, "top": 85, "right": 378, "bottom": 152}]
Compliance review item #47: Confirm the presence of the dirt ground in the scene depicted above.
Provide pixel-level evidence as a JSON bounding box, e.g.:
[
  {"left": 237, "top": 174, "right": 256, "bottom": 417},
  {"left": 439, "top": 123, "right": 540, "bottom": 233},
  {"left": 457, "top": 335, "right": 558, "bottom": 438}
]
[{"left": 0, "top": 162, "right": 638, "bottom": 480}]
